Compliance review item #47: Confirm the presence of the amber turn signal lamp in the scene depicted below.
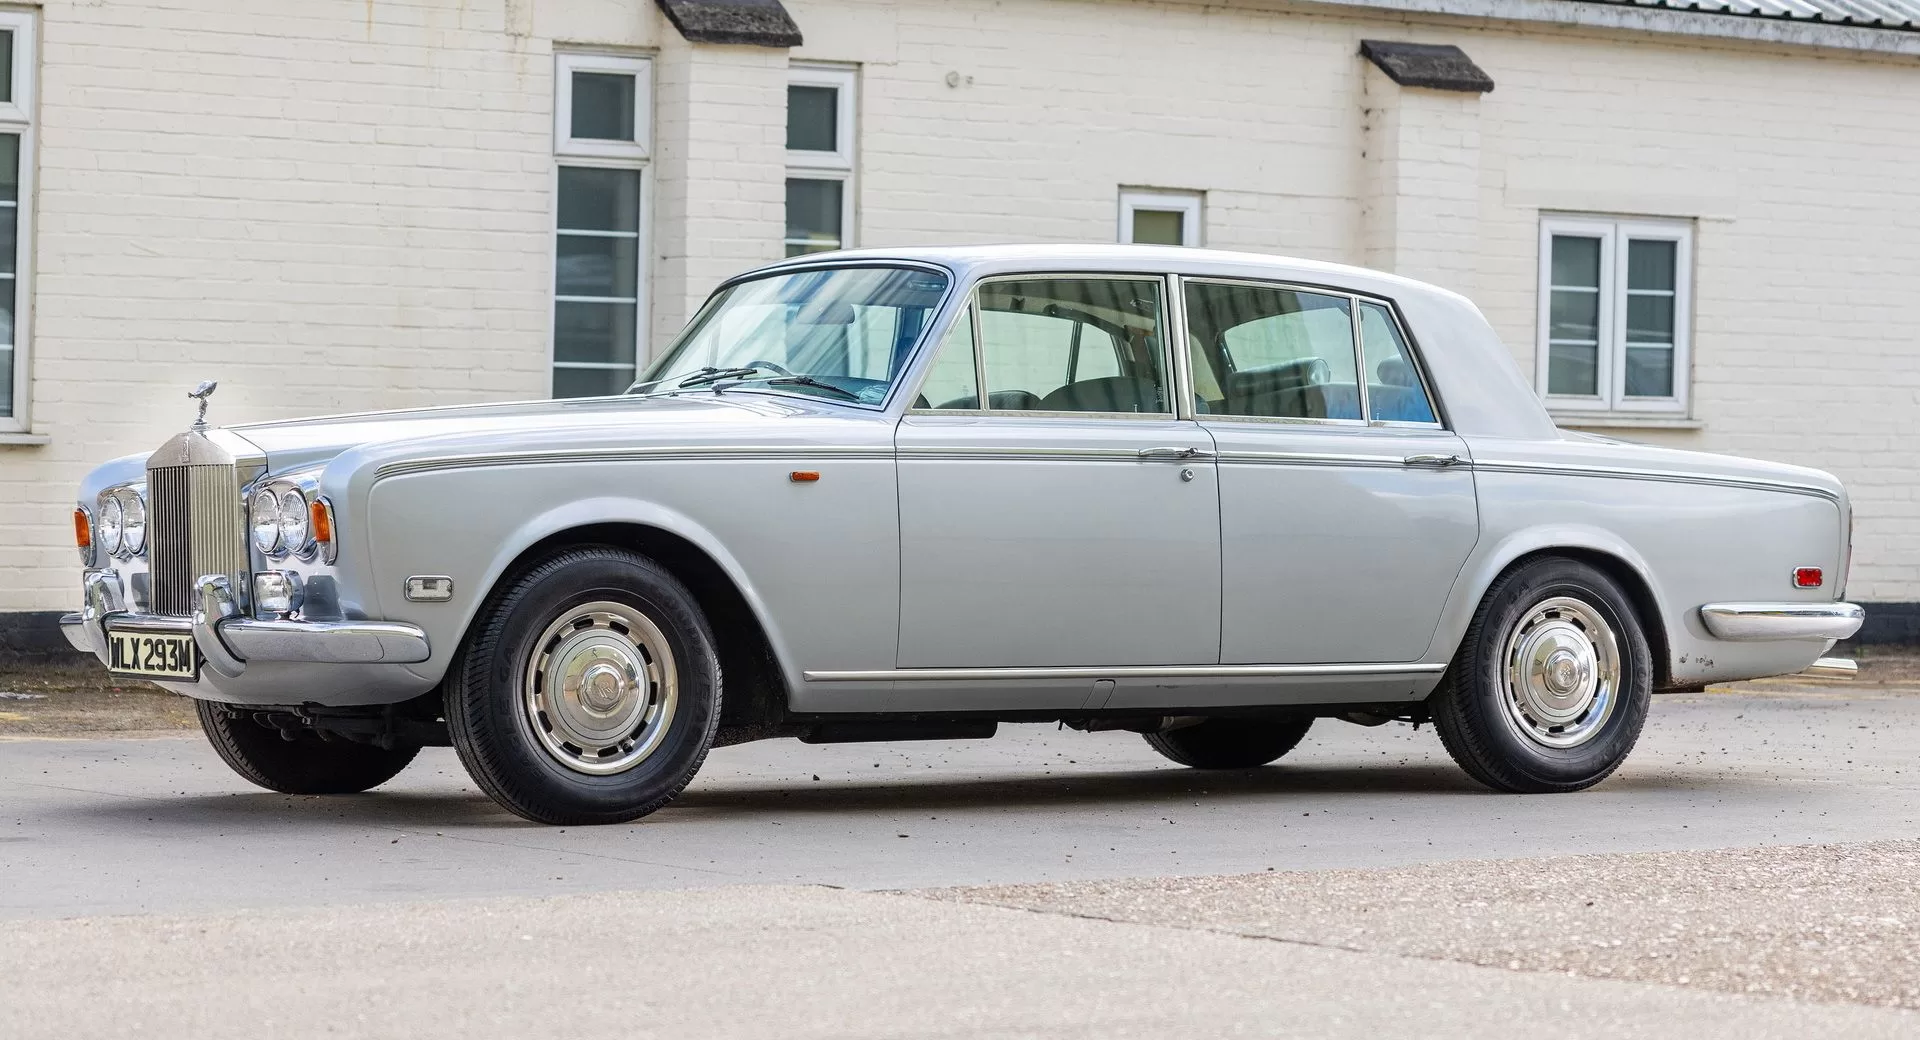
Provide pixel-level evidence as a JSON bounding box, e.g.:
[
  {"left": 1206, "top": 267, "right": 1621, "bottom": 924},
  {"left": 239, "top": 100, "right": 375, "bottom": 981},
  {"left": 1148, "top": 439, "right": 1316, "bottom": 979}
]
[
  {"left": 73, "top": 507, "right": 91, "bottom": 549},
  {"left": 789, "top": 471, "right": 820, "bottom": 483},
  {"left": 310, "top": 498, "right": 335, "bottom": 547},
  {"left": 1793, "top": 567, "right": 1824, "bottom": 589}
]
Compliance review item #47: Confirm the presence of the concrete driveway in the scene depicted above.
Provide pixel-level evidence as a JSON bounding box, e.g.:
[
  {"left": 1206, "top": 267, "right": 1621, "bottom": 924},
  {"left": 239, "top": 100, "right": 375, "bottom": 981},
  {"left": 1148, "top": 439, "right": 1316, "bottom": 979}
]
[{"left": 3, "top": 676, "right": 1917, "bottom": 1037}]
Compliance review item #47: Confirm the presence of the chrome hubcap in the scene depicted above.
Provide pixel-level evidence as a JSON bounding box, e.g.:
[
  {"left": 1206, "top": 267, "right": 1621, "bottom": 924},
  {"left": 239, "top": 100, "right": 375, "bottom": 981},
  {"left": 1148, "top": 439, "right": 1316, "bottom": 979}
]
[
  {"left": 1500, "top": 596, "right": 1620, "bottom": 749},
  {"left": 523, "top": 601, "right": 678, "bottom": 776}
]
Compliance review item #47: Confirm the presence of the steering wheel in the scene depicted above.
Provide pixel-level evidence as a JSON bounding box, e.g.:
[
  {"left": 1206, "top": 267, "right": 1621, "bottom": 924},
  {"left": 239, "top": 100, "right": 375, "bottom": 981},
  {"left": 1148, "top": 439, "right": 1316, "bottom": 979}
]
[{"left": 745, "top": 359, "right": 795, "bottom": 377}]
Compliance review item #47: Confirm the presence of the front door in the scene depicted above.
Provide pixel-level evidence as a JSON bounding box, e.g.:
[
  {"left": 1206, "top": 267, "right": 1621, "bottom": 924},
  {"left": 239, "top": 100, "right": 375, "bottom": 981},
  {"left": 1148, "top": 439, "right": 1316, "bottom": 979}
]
[
  {"left": 1183, "top": 279, "right": 1479, "bottom": 664},
  {"left": 895, "top": 274, "right": 1222, "bottom": 671}
]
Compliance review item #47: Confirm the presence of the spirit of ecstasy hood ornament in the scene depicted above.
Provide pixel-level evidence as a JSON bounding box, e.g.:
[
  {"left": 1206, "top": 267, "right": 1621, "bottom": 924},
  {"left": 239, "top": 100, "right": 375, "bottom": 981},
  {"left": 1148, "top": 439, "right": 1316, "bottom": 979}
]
[{"left": 188, "top": 380, "right": 218, "bottom": 430}]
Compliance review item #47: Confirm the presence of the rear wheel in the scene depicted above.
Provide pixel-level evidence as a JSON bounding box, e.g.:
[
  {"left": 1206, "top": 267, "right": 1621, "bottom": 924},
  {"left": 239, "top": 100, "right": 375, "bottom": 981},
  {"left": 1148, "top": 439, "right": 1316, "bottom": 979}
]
[
  {"left": 446, "top": 547, "right": 721, "bottom": 825},
  {"left": 1430, "top": 557, "right": 1652, "bottom": 793},
  {"left": 196, "top": 700, "right": 420, "bottom": 794},
  {"left": 1145, "top": 718, "right": 1313, "bottom": 769}
]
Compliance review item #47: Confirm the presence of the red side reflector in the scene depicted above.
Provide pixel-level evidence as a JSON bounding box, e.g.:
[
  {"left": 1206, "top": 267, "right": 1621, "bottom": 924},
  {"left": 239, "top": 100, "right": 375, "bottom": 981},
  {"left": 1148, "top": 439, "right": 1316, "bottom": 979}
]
[
  {"left": 789, "top": 471, "right": 820, "bottom": 483},
  {"left": 1793, "top": 567, "right": 1824, "bottom": 589}
]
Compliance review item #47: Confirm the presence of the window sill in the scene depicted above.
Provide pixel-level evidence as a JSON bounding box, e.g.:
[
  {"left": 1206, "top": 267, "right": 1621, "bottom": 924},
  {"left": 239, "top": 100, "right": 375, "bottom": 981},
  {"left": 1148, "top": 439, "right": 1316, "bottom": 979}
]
[
  {"left": 0, "top": 432, "right": 51, "bottom": 446},
  {"left": 1551, "top": 413, "right": 1704, "bottom": 431}
]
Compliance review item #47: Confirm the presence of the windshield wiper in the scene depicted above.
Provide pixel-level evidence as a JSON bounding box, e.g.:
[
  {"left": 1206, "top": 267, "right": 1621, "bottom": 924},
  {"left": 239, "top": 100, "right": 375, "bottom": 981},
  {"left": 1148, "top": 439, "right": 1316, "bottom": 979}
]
[
  {"left": 763, "top": 376, "right": 861, "bottom": 401},
  {"left": 676, "top": 365, "right": 766, "bottom": 389}
]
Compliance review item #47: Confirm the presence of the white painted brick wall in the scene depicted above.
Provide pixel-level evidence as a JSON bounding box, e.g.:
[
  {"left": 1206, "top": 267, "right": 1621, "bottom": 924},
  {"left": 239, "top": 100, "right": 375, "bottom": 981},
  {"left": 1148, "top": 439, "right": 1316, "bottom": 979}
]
[{"left": 3, "top": 0, "right": 1917, "bottom": 615}]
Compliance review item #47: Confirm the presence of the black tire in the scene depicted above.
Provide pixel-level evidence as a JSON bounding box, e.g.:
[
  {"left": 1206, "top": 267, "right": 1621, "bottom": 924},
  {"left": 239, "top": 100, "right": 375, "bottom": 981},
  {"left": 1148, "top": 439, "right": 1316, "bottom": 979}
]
[
  {"left": 1144, "top": 718, "right": 1314, "bottom": 769},
  {"left": 446, "top": 546, "right": 721, "bottom": 825},
  {"left": 196, "top": 700, "right": 420, "bottom": 794},
  {"left": 1431, "top": 557, "right": 1653, "bottom": 793}
]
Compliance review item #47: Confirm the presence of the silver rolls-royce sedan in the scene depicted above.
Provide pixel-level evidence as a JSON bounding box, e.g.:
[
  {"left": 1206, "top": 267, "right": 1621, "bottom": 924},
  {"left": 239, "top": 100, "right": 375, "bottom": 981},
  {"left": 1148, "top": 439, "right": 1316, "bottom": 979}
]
[{"left": 63, "top": 245, "right": 1863, "bottom": 824}]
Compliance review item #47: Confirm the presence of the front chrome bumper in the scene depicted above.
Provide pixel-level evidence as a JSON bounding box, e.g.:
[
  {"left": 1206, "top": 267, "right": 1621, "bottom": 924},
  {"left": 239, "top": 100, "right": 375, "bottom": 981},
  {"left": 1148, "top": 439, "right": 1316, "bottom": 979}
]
[
  {"left": 1699, "top": 601, "right": 1865, "bottom": 642},
  {"left": 61, "top": 571, "right": 429, "bottom": 677}
]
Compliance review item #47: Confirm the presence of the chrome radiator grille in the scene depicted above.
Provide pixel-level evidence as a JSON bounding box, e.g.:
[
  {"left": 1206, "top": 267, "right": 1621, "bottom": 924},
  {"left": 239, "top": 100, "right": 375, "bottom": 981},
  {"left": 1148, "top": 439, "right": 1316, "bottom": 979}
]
[{"left": 148, "top": 464, "right": 244, "bottom": 617}]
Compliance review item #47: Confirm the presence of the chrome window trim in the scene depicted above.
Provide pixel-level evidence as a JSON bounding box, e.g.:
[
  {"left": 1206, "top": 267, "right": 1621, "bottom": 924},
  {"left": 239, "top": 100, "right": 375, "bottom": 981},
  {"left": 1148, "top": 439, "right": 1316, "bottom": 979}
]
[
  {"left": 803, "top": 663, "right": 1447, "bottom": 682},
  {"left": 1178, "top": 275, "right": 1448, "bottom": 430},
  {"left": 1167, "top": 273, "right": 1197, "bottom": 421}
]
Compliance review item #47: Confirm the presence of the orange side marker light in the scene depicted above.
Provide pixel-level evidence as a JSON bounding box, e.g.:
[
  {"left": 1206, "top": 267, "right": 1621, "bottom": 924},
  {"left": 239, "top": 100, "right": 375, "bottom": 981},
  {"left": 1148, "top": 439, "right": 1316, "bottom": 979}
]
[
  {"left": 310, "top": 498, "right": 335, "bottom": 547},
  {"left": 789, "top": 471, "right": 821, "bottom": 483},
  {"left": 73, "top": 507, "right": 91, "bottom": 549}
]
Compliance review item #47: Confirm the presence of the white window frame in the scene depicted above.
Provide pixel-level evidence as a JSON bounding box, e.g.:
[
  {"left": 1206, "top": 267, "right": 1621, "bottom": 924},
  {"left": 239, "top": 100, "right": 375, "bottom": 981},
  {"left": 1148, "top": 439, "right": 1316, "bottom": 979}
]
[
  {"left": 1119, "top": 189, "right": 1203, "bottom": 247},
  {"left": 554, "top": 52, "right": 651, "bottom": 162},
  {"left": 551, "top": 53, "right": 652, "bottom": 396},
  {"left": 784, "top": 64, "right": 856, "bottom": 255},
  {"left": 0, "top": 11, "right": 35, "bottom": 435},
  {"left": 1535, "top": 215, "right": 1693, "bottom": 416}
]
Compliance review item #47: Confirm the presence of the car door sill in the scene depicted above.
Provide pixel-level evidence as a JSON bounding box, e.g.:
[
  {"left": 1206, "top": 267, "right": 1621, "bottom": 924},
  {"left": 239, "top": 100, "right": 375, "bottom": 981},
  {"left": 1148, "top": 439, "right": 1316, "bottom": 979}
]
[{"left": 803, "top": 663, "right": 1446, "bottom": 682}]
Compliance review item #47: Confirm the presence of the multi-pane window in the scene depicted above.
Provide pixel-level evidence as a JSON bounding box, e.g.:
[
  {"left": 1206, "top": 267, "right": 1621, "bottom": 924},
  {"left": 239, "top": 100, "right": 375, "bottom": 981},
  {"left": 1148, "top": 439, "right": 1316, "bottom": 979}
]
[
  {"left": 0, "top": 13, "right": 35, "bottom": 429},
  {"left": 785, "top": 66, "right": 855, "bottom": 257},
  {"left": 1119, "top": 189, "right": 1202, "bottom": 247},
  {"left": 1537, "top": 217, "right": 1692, "bottom": 414},
  {"left": 552, "top": 54, "right": 650, "bottom": 398}
]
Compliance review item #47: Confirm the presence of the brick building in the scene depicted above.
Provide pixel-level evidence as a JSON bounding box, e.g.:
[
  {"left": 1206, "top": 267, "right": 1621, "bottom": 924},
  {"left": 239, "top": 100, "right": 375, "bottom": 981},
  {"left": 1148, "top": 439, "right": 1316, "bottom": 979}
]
[{"left": 1, "top": 0, "right": 1917, "bottom": 653}]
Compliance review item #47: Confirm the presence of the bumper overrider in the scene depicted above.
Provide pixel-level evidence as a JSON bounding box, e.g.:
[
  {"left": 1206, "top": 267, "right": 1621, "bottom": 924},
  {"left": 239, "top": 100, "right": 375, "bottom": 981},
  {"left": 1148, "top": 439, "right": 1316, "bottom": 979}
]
[{"left": 61, "top": 570, "right": 429, "bottom": 678}]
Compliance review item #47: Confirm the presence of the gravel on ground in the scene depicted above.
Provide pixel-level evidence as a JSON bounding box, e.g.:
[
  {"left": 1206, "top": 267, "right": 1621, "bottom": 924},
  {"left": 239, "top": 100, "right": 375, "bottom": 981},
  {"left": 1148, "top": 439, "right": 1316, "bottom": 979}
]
[
  {"left": 923, "top": 839, "right": 1920, "bottom": 1010},
  {"left": 0, "top": 661, "right": 191, "bottom": 737}
]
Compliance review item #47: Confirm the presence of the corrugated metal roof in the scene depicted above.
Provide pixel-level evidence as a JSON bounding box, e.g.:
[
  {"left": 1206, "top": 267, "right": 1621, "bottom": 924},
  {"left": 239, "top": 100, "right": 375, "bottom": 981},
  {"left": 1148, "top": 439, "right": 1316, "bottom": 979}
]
[{"left": 1576, "top": 0, "right": 1920, "bottom": 31}]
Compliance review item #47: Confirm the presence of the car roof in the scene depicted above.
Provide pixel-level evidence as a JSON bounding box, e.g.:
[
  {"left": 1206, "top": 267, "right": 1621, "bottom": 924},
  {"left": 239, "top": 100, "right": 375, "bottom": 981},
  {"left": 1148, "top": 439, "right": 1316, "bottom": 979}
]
[{"left": 747, "top": 243, "right": 1469, "bottom": 307}]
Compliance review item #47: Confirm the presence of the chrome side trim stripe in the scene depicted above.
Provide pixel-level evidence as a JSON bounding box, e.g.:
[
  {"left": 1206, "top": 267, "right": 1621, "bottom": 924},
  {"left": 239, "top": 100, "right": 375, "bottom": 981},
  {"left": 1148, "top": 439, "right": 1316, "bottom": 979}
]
[
  {"left": 1216, "top": 450, "right": 1413, "bottom": 470},
  {"left": 803, "top": 663, "right": 1447, "bottom": 682},
  {"left": 1699, "top": 601, "right": 1865, "bottom": 642},
  {"left": 377, "top": 445, "right": 895, "bottom": 480},
  {"left": 1474, "top": 459, "right": 1840, "bottom": 503}
]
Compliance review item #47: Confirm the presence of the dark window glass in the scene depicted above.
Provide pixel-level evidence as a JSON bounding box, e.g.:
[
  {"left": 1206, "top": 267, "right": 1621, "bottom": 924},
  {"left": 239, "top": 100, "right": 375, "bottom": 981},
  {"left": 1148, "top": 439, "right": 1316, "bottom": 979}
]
[
  {"left": 570, "top": 72, "right": 635, "bottom": 142},
  {"left": 785, "top": 178, "right": 843, "bottom": 256},
  {"left": 787, "top": 86, "right": 838, "bottom": 152}
]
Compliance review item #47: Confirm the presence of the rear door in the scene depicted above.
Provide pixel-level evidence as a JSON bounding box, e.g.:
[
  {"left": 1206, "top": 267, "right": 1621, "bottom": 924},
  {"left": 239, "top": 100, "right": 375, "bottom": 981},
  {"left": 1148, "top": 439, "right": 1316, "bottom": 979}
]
[{"left": 1184, "top": 279, "right": 1478, "bottom": 664}]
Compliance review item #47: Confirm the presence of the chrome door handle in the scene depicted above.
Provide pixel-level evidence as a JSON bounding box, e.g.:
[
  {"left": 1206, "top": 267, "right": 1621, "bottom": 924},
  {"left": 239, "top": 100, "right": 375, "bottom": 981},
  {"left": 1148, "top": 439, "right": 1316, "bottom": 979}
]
[
  {"left": 1139, "top": 446, "right": 1216, "bottom": 460},
  {"left": 1403, "top": 453, "right": 1462, "bottom": 468}
]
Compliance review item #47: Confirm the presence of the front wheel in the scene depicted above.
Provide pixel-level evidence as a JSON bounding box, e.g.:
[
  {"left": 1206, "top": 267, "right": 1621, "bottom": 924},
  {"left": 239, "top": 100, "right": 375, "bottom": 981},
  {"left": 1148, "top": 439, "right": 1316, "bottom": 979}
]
[
  {"left": 196, "top": 701, "right": 419, "bottom": 794},
  {"left": 1430, "top": 557, "right": 1652, "bottom": 793},
  {"left": 446, "top": 547, "right": 721, "bottom": 825}
]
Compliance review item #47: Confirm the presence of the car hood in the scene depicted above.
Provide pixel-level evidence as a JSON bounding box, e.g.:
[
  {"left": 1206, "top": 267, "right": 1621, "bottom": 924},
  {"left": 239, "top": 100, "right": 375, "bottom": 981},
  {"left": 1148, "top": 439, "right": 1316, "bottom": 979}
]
[{"left": 232, "top": 393, "right": 871, "bottom": 475}]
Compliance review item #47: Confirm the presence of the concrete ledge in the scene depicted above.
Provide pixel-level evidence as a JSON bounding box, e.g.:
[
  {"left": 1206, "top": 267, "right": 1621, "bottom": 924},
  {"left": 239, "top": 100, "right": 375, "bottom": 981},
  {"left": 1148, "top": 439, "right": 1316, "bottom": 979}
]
[{"left": 654, "top": 0, "right": 803, "bottom": 47}]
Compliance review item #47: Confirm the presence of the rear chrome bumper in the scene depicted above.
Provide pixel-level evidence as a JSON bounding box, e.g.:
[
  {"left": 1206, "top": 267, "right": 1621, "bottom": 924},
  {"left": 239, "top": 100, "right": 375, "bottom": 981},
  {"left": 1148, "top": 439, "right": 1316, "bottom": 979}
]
[
  {"left": 61, "top": 571, "right": 429, "bottom": 676},
  {"left": 1699, "top": 601, "right": 1865, "bottom": 642}
]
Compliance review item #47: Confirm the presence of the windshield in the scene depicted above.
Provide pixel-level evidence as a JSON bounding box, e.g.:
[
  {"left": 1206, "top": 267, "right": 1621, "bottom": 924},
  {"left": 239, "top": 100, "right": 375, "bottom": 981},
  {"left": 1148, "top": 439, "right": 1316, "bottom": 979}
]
[{"left": 635, "top": 265, "right": 952, "bottom": 405}]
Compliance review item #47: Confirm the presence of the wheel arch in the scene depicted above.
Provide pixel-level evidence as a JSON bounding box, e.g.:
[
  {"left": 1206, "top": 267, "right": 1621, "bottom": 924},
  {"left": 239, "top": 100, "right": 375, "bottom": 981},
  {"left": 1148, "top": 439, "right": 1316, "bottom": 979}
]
[
  {"left": 461, "top": 519, "right": 794, "bottom": 738},
  {"left": 1438, "top": 528, "right": 1675, "bottom": 691}
]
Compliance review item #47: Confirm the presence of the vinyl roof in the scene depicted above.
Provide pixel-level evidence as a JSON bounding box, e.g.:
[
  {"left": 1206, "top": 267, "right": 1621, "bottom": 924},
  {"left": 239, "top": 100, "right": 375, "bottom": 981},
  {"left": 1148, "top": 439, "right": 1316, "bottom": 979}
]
[{"left": 1575, "top": 0, "right": 1920, "bottom": 31}]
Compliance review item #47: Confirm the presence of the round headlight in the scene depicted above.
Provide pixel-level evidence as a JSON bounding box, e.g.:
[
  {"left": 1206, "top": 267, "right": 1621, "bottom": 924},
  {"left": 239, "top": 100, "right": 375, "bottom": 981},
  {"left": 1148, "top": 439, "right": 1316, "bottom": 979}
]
[
  {"left": 98, "top": 496, "right": 125, "bottom": 557},
  {"left": 249, "top": 487, "right": 283, "bottom": 554},
  {"left": 118, "top": 490, "right": 147, "bottom": 557},
  {"left": 277, "top": 488, "right": 310, "bottom": 553}
]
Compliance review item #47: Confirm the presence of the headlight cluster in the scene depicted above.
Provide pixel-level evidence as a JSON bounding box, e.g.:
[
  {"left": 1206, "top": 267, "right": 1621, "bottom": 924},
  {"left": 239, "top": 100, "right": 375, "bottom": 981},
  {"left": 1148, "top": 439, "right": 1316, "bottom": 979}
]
[
  {"left": 249, "top": 484, "right": 315, "bottom": 557},
  {"left": 96, "top": 486, "right": 147, "bottom": 559}
]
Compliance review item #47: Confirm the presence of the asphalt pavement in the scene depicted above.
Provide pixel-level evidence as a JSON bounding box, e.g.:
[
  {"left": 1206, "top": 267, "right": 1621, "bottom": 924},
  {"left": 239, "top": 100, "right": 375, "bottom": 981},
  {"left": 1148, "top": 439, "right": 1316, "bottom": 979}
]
[{"left": 3, "top": 680, "right": 1918, "bottom": 1037}]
